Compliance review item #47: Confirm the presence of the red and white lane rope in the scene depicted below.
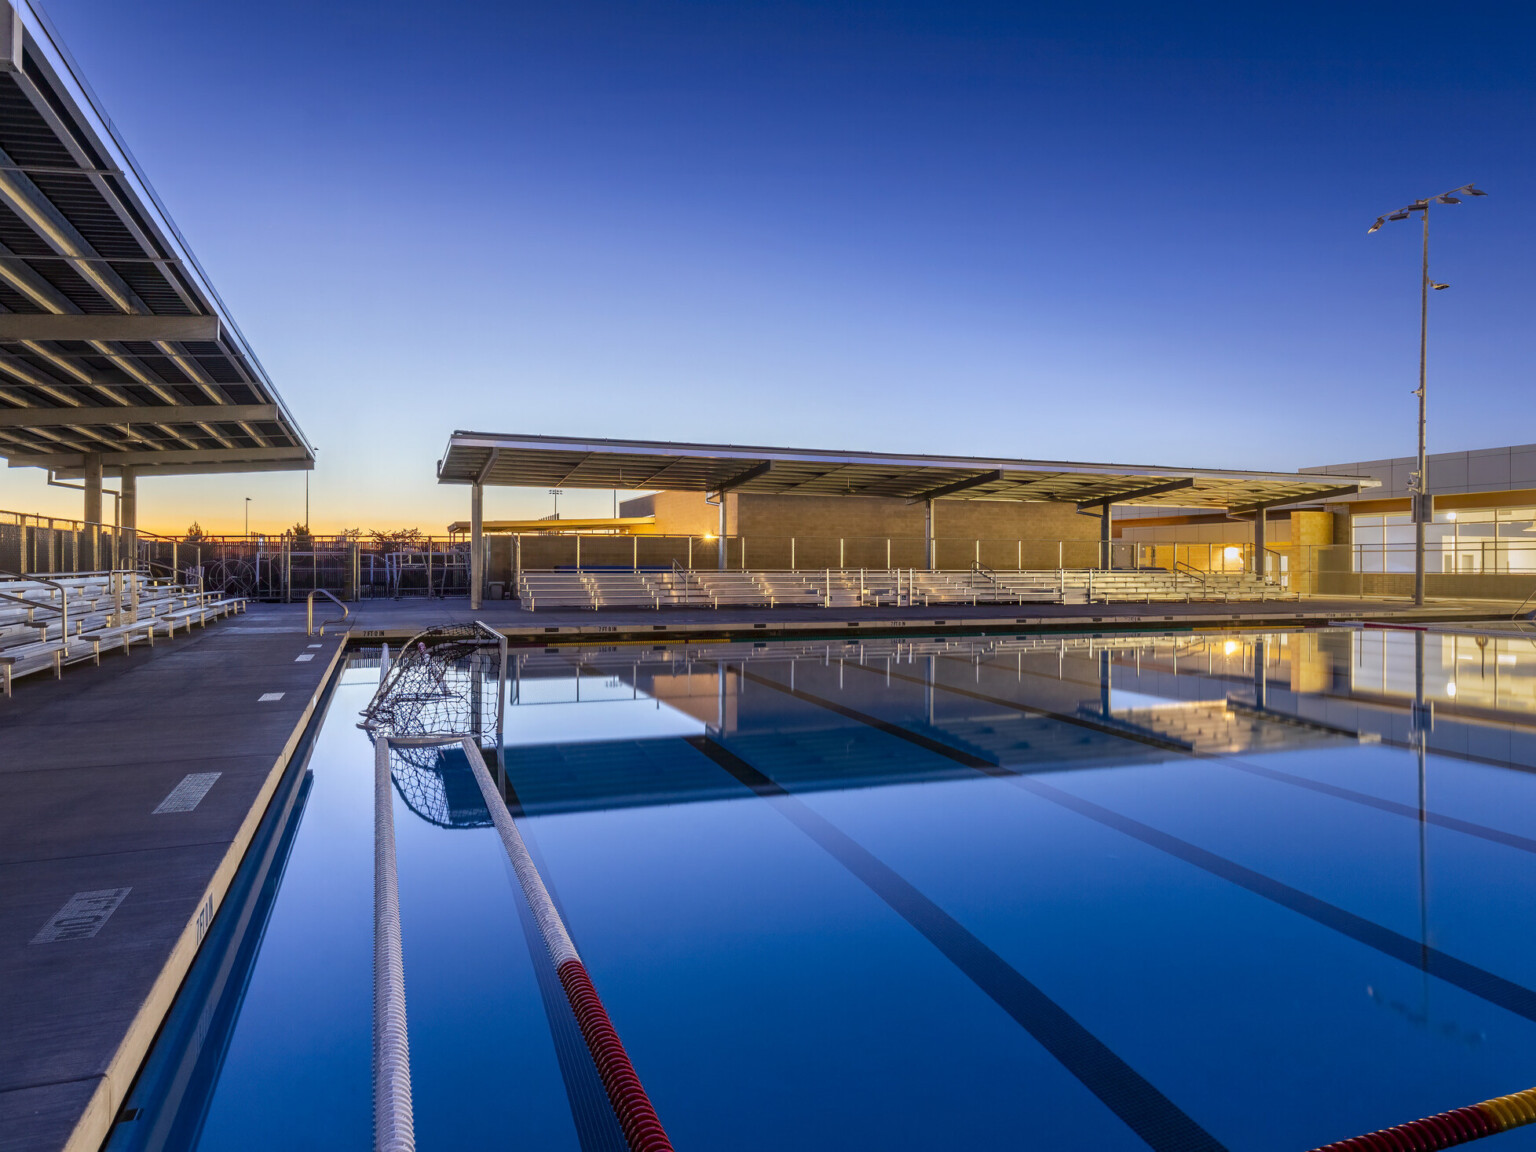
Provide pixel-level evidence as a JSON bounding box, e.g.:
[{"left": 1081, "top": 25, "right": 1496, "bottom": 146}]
[
  {"left": 460, "top": 737, "right": 674, "bottom": 1152},
  {"left": 373, "top": 737, "right": 416, "bottom": 1152},
  {"left": 1308, "top": 1086, "right": 1536, "bottom": 1150}
]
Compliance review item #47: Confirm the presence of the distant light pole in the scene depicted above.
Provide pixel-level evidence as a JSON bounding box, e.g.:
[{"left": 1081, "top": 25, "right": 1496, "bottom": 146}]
[
  {"left": 549, "top": 489, "right": 563, "bottom": 519},
  {"left": 1369, "top": 182, "right": 1487, "bottom": 606},
  {"left": 244, "top": 496, "right": 251, "bottom": 537}
]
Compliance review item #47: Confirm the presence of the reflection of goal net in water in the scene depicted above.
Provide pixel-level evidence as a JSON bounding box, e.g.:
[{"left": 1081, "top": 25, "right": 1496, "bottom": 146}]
[
  {"left": 360, "top": 622, "right": 506, "bottom": 742},
  {"left": 385, "top": 742, "right": 494, "bottom": 829}
]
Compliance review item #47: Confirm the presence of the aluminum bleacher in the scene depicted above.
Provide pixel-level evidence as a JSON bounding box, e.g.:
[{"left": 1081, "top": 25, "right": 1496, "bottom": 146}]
[
  {"left": 515, "top": 567, "right": 1293, "bottom": 611},
  {"left": 0, "top": 570, "right": 247, "bottom": 695}
]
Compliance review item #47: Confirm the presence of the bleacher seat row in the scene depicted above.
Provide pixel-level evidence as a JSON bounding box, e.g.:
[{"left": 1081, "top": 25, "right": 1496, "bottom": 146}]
[
  {"left": 0, "top": 571, "right": 246, "bottom": 696},
  {"left": 516, "top": 568, "right": 1292, "bottom": 611}
]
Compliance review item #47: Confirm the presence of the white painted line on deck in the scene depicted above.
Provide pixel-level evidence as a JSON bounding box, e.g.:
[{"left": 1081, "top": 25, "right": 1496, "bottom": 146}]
[
  {"left": 295, "top": 653, "right": 315, "bottom": 662},
  {"left": 32, "top": 888, "right": 131, "bottom": 943},
  {"left": 259, "top": 692, "right": 285, "bottom": 702},
  {"left": 307, "top": 643, "right": 322, "bottom": 648},
  {"left": 153, "top": 772, "right": 222, "bottom": 814}
]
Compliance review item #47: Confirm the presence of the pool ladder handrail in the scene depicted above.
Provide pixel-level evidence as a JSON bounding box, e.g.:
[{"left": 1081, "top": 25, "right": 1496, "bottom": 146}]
[
  {"left": 1513, "top": 583, "right": 1536, "bottom": 621},
  {"left": 307, "top": 588, "right": 349, "bottom": 635}
]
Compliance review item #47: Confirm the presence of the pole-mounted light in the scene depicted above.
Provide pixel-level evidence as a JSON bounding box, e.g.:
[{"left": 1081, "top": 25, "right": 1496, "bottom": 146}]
[{"left": 1368, "top": 182, "right": 1488, "bottom": 607}]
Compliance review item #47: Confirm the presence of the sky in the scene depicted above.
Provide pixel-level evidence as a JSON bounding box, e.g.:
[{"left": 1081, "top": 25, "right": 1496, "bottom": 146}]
[{"left": 2, "top": 0, "right": 1532, "bottom": 535}]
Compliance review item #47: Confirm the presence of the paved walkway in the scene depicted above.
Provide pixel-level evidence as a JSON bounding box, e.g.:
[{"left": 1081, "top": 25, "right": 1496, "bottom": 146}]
[{"left": 0, "top": 622, "right": 344, "bottom": 1152}]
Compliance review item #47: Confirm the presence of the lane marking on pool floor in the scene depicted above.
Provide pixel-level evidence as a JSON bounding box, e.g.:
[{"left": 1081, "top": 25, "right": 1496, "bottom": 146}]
[
  {"left": 685, "top": 733, "right": 1228, "bottom": 1152},
  {"left": 735, "top": 667, "right": 1536, "bottom": 1030},
  {"left": 153, "top": 772, "right": 221, "bottom": 814}
]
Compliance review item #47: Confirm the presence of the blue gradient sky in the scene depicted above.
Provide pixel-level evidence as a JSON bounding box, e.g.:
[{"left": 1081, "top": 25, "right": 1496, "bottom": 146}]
[{"left": 3, "top": 0, "right": 1532, "bottom": 533}]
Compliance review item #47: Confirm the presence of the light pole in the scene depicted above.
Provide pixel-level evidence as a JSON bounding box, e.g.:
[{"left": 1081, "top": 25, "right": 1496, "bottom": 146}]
[
  {"left": 549, "top": 488, "right": 563, "bottom": 519},
  {"left": 244, "top": 496, "right": 251, "bottom": 537},
  {"left": 1369, "top": 182, "right": 1487, "bottom": 606}
]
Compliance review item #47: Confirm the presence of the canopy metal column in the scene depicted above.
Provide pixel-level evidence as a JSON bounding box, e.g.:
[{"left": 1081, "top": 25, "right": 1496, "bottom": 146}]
[
  {"left": 470, "top": 483, "right": 484, "bottom": 610},
  {"left": 121, "top": 467, "right": 137, "bottom": 571},
  {"left": 83, "top": 453, "right": 102, "bottom": 527}
]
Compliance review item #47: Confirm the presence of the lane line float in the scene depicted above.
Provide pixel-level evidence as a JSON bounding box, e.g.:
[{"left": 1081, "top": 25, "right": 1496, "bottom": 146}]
[{"left": 461, "top": 736, "right": 674, "bottom": 1152}]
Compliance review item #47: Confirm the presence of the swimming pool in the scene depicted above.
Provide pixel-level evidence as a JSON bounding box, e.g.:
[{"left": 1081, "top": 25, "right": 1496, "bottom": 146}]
[{"left": 112, "top": 627, "right": 1536, "bottom": 1151}]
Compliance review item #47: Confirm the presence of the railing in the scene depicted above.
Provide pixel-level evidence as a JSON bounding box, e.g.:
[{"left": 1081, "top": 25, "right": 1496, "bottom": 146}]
[
  {"left": 1514, "top": 585, "right": 1536, "bottom": 620},
  {"left": 307, "top": 588, "right": 350, "bottom": 636},
  {"left": 1173, "top": 560, "right": 1209, "bottom": 600},
  {"left": 0, "top": 568, "right": 70, "bottom": 639}
]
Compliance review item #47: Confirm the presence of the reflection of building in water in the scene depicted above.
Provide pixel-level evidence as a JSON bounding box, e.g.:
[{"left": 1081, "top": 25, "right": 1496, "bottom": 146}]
[
  {"left": 1350, "top": 629, "right": 1536, "bottom": 716},
  {"left": 496, "top": 627, "right": 1536, "bottom": 819}
]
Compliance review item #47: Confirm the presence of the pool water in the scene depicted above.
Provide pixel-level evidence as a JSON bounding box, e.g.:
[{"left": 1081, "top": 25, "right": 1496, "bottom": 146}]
[{"left": 143, "top": 629, "right": 1536, "bottom": 1150}]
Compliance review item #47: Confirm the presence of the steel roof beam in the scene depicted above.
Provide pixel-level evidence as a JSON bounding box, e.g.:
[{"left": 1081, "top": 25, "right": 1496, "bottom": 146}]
[
  {"left": 46, "top": 457, "right": 313, "bottom": 479},
  {"left": 0, "top": 315, "right": 219, "bottom": 342},
  {"left": 4, "top": 445, "right": 311, "bottom": 469},
  {"left": 711, "top": 459, "right": 773, "bottom": 495},
  {"left": 474, "top": 448, "right": 500, "bottom": 485},
  {"left": 909, "top": 468, "right": 1004, "bottom": 503},
  {"left": 1227, "top": 484, "right": 1361, "bottom": 516},
  {"left": 1076, "top": 477, "right": 1195, "bottom": 510},
  {"left": 0, "top": 403, "right": 276, "bottom": 428}
]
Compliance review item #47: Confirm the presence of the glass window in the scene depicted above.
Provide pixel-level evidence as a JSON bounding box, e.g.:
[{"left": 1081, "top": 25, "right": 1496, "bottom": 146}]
[{"left": 1353, "top": 523, "right": 1384, "bottom": 546}]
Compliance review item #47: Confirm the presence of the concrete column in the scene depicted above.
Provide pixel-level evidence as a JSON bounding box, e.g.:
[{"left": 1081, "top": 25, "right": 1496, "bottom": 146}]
[
  {"left": 1100, "top": 504, "right": 1112, "bottom": 570},
  {"left": 1253, "top": 509, "right": 1266, "bottom": 579},
  {"left": 925, "top": 499, "right": 935, "bottom": 571},
  {"left": 470, "top": 482, "right": 484, "bottom": 610},
  {"left": 120, "top": 467, "right": 137, "bottom": 572},
  {"left": 82, "top": 452, "right": 102, "bottom": 525},
  {"left": 82, "top": 453, "right": 102, "bottom": 570},
  {"left": 717, "top": 495, "right": 726, "bottom": 570}
]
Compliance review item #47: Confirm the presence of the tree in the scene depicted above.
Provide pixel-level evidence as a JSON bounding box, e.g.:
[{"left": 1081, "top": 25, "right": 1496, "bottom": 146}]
[
  {"left": 183, "top": 521, "right": 206, "bottom": 543},
  {"left": 287, "top": 522, "right": 313, "bottom": 549},
  {"left": 369, "top": 527, "right": 425, "bottom": 551}
]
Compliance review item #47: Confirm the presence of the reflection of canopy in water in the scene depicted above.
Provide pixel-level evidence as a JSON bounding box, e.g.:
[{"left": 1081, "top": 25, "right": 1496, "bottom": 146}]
[{"left": 388, "top": 742, "right": 492, "bottom": 829}]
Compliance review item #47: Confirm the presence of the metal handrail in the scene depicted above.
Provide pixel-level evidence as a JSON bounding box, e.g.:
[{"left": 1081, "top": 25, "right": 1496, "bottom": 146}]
[
  {"left": 1173, "top": 560, "right": 1210, "bottom": 599},
  {"left": 1513, "top": 584, "right": 1536, "bottom": 620},
  {"left": 0, "top": 568, "right": 68, "bottom": 638},
  {"left": 970, "top": 560, "right": 999, "bottom": 585},
  {"left": 307, "top": 588, "right": 350, "bottom": 635}
]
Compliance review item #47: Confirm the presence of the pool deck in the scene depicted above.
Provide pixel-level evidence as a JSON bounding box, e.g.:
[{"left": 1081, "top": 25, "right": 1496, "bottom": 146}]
[
  {"left": 0, "top": 624, "right": 346, "bottom": 1152},
  {"left": 0, "top": 592, "right": 1516, "bottom": 1152},
  {"left": 246, "top": 592, "right": 1511, "bottom": 644}
]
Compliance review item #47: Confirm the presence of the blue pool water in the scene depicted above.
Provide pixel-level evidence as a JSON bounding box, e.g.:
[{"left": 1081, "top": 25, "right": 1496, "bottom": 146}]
[{"left": 132, "top": 629, "right": 1536, "bottom": 1150}]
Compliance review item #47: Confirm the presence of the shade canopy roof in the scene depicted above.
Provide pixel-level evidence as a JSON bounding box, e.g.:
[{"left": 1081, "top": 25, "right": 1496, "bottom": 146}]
[
  {"left": 439, "top": 432, "right": 1378, "bottom": 512},
  {"left": 0, "top": 0, "right": 311, "bottom": 478}
]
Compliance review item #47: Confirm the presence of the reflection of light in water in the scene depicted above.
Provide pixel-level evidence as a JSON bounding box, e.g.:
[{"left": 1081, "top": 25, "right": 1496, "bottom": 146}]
[{"left": 1446, "top": 682, "right": 1457, "bottom": 698}]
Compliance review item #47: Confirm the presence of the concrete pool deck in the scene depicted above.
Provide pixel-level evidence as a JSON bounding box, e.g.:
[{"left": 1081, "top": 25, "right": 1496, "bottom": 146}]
[
  {"left": 233, "top": 593, "right": 1515, "bottom": 644},
  {"left": 0, "top": 624, "right": 345, "bottom": 1152},
  {"left": 0, "top": 592, "right": 1519, "bottom": 1152}
]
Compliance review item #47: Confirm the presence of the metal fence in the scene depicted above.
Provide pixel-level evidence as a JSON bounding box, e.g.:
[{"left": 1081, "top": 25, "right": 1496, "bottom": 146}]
[{"left": 8, "top": 508, "right": 1535, "bottom": 603}]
